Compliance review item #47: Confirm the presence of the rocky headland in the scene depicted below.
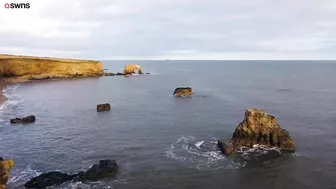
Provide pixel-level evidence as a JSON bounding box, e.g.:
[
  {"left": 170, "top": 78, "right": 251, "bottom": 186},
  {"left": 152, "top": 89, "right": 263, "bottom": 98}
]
[{"left": 0, "top": 54, "right": 104, "bottom": 104}]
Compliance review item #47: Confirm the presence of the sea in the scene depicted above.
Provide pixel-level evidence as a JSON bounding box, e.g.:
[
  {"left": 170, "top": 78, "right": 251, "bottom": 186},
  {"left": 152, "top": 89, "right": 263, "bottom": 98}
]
[{"left": 0, "top": 60, "right": 336, "bottom": 189}]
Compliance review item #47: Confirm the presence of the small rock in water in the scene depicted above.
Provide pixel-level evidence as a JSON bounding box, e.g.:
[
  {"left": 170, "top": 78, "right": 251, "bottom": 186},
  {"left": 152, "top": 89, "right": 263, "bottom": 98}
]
[
  {"left": 24, "top": 159, "right": 118, "bottom": 188},
  {"left": 101, "top": 72, "right": 115, "bottom": 76},
  {"left": 10, "top": 115, "right": 36, "bottom": 124},
  {"left": 173, "top": 87, "right": 193, "bottom": 97},
  {"left": 217, "top": 140, "right": 234, "bottom": 155},
  {"left": 97, "top": 103, "right": 111, "bottom": 112}
]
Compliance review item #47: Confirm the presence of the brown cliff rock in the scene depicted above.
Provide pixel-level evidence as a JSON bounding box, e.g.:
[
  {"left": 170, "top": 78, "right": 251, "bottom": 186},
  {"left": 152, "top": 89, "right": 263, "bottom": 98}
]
[
  {"left": 0, "top": 158, "right": 15, "bottom": 189},
  {"left": 123, "top": 64, "right": 143, "bottom": 75},
  {"left": 0, "top": 54, "right": 103, "bottom": 81}
]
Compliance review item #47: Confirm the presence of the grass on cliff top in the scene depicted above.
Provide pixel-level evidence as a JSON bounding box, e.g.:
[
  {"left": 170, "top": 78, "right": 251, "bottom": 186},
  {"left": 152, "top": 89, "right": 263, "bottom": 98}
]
[{"left": 0, "top": 54, "right": 100, "bottom": 63}]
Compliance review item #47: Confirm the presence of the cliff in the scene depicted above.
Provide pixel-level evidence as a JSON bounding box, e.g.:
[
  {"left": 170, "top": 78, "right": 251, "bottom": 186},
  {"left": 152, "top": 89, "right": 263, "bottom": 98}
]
[
  {"left": 0, "top": 54, "right": 104, "bottom": 105},
  {"left": 0, "top": 54, "right": 103, "bottom": 81}
]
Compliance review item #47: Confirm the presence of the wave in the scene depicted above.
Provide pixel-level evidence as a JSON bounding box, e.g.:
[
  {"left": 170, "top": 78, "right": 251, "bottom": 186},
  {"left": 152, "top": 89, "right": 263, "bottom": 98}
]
[
  {"left": 0, "top": 83, "right": 22, "bottom": 114},
  {"left": 165, "top": 136, "right": 289, "bottom": 169},
  {"left": 8, "top": 165, "right": 41, "bottom": 186},
  {"left": 55, "top": 178, "right": 127, "bottom": 189},
  {"left": 235, "top": 144, "right": 283, "bottom": 164},
  {"left": 165, "top": 136, "right": 243, "bottom": 170},
  {"left": 277, "top": 88, "right": 294, "bottom": 92}
]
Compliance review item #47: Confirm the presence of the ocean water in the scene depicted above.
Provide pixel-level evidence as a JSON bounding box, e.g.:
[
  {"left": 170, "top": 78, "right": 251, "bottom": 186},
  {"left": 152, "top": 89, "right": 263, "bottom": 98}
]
[{"left": 1, "top": 60, "right": 336, "bottom": 189}]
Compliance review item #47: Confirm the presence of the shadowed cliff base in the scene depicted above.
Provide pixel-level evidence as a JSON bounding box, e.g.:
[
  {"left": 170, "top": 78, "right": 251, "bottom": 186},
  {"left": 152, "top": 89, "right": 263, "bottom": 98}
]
[{"left": 0, "top": 54, "right": 104, "bottom": 105}]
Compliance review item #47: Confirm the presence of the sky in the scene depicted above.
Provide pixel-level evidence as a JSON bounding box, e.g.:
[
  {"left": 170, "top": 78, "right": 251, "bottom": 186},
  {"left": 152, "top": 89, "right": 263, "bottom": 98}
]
[{"left": 0, "top": 0, "right": 336, "bottom": 60}]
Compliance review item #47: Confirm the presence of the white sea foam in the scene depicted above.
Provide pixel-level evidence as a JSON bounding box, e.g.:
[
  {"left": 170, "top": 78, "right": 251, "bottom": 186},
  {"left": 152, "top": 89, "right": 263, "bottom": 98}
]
[
  {"left": 195, "top": 141, "right": 205, "bottom": 148},
  {"left": 165, "top": 136, "right": 243, "bottom": 170},
  {"left": 0, "top": 83, "right": 22, "bottom": 114},
  {"left": 8, "top": 166, "right": 41, "bottom": 184}
]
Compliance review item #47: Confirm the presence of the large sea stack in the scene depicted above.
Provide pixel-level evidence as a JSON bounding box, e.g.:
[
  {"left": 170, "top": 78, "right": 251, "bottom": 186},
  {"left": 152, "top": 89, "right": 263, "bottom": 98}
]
[{"left": 218, "top": 108, "right": 295, "bottom": 155}]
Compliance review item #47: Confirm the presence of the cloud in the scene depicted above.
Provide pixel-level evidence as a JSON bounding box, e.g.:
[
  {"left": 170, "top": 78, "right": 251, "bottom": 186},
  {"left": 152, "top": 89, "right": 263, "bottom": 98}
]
[{"left": 0, "top": 0, "right": 336, "bottom": 60}]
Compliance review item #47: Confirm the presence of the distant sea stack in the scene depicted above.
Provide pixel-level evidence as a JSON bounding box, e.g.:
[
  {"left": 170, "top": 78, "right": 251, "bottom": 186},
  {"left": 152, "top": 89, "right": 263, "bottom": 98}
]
[{"left": 0, "top": 54, "right": 103, "bottom": 82}]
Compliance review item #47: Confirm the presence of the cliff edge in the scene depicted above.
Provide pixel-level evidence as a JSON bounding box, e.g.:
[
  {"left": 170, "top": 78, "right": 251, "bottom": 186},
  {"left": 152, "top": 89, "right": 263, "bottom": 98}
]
[
  {"left": 0, "top": 54, "right": 103, "bottom": 81},
  {"left": 0, "top": 54, "right": 104, "bottom": 105}
]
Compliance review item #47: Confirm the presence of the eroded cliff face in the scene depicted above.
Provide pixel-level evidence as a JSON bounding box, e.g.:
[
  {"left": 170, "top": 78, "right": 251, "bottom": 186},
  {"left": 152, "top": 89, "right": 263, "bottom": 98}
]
[{"left": 0, "top": 55, "right": 103, "bottom": 81}]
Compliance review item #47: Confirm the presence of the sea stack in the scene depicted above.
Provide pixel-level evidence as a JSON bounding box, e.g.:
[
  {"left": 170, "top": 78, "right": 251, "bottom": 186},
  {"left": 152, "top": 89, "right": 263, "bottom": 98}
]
[{"left": 218, "top": 108, "right": 295, "bottom": 155}]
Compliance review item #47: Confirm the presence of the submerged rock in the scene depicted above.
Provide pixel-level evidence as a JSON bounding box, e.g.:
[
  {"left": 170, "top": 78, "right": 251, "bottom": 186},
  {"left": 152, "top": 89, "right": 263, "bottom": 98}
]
[
  {"left": 173, "top": 87, "right": 193, "bottom": 97},
  {"left": 218, "top": 109, "right": 295, "bottom": 155},
  {"left": 10, "top": 115, "right": 36, "bottom": 124},
  {"left": 0, "top": 157, "right": 15, "bottom": 189},
  {"left": 76, "top": 159, "right": 118, "bottom": 181},
  {"left": 97, "top": 103, "right": 111, "bottom": 112},
  {"left": 24, "top": 159, "right": 118, "bottom": 189}
]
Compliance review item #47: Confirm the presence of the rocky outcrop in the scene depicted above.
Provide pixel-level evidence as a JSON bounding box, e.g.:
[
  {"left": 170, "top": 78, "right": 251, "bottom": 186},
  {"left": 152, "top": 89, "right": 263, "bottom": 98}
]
[
  {"left": 24, "top": 159, "right": 118, "bottom": 189},
  {"left": 123, "top": 64, "right": 143, "bottom": 75},
  {"left": 24, "top": 172, "right": 76, "bottom": 189},
  {"left": 0, "top": 54, "right": 103, "bottom": 81},
  {"left": 218, "top": 109, "right": 295, "bottom": 155},
  {"left": 173, "top": 87, "right": 193, "bottom": 97},
  {"left": 76, "top": 159, "right": 118, "bottom": 181},
  {"left": 0, "top": 158, "right": 15, "bottom": 189},
  {"left": 97, "top": 103, "right": 111, "bottom": 112},
  {"left": 10, "top": 115, "right": 36, "bottom": 124}
]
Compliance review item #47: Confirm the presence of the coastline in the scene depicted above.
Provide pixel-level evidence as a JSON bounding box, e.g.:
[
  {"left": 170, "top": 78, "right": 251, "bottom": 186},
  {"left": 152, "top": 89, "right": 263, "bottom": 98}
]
[{"left": 0, "top": 54, "right": 105, "bottom": 106}]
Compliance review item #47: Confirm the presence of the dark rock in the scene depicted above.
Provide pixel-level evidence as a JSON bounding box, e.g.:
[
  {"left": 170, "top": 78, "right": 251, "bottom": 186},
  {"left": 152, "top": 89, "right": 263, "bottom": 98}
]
[
  {"left": 231, "top": 108, "right": 295, "bottom": 151},
  {"left": 101, "top": 72, "right": 115, "bottom": 76},
  {"left": 77, "top": 159, "right": 118, "bottom": 181},
  {"left": 173, "top": 87, "right": 193, "bottom": 97},
  {"left": 24, "top": 160, "right": 118, "bottom": 189},
  {"left": 10, "top": 115, "right": 36, "bottom": 124},
  {"left": 218, "top": 140, "right": 234, "bottom": 155},
  {"left": 116, "top": 72, "right": 124, "bottom": 76},
  {"left": 24, "top": 172, "right": 76, "bottom": 189},
  {"left": 97, "top": 103, "right": 111, "bottom": 112},
  {"left": 145, "top": 73, "right": 150, "bottom": 75}
]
